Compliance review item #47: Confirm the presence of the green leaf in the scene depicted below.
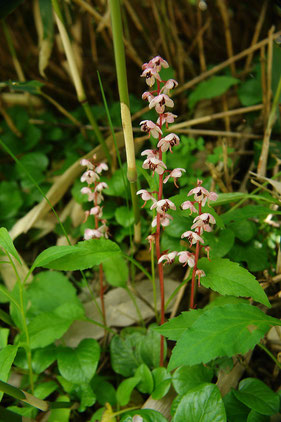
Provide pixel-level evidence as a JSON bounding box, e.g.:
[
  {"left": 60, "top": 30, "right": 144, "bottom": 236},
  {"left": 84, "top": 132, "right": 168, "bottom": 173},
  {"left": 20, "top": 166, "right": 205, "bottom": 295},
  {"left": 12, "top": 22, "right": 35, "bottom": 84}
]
[
  {"left": 74, "top": 383, "right": 96, "bottom": 412},
  {"left": 172, "top": 383, "right": 226, "bottom": 422},
  {"left": 247, "top": 410, "right": 270, "bottom": 422},
  {"left": 91, "top": 375, "right": 116, "bottom": 406},
  {"left": 151, "top": 367, "right": 171, "bottom": 400},
  {"left": 221, "top": 205, "right": 281, "bottom": 225},
  {"left": 188, "top": 76, "right": 239, "bottom": 110},
  {"left": 229, "top": 241, "right": 268, "bottom": 272},
  {"left": 213, "top": 193, "right": 274, "bottom": 207},
  {"left": 120, "top": 409, "right": 168, "bottom": 422},
  {"left": 4, "top": 81, "right": 44, "bottom": 95},
  {"left": 103, "top": 254, "right": 128, "bottom": 287},
  {"left": 155, "top": 309, "right": 204, "bottom": 341},
  {"left": 115, "top": 206, "right": 134, "bottom": 227},
  {"left": 172, "top": 364, "right": 213, "bottom": 395},
  {"left": 140, "top": 325, "right": 167, "bottom": 368},
  {"left": 28, "top": 302, "right": 84, "bottom": 349},
  {"left": 48, "top": 396, "right": 71, "bottom": 422},
  {"left": 105, "top": 169, "right": 127, "bottom": 197},
  {"left": 32, "top": 345, "right": 57, "bottom": 374},
  {"left": 228, "top": 220, "right": 256, "bottom": 243},
  {"left": 0, "top": 182, "right": 23, "bottom": 221},
  {"left": 135, "top": 364, "right": 154, "bottom": 394},
  {"left": 198, "top": 258, "right": 270, "bottom": 307},
  {"left": 0, "top": 407, "right": 22, "bottom": 422},
  {"left": 110, "top": 332, "right": 144, "bottom": 377},
  {"left": 27, "top": 271, "right": 80, "bottom": 315},
  {"left": 0, "top": 329, "right": 9, "bottom": 348},
  {"left": 168, "top": 303, "right": 281, "bottom": 370},
  {"left": 233, "top": 378, "right": 280, "bottom": 416},
  {"left": 15, "top": 152, "right": 47, "bottom": 186},
  {"left": 57, "top": 339, "right": 100, "bottom": 384},
  {"left": 223, "top": 390, "right": 250, "bottom": 422},
  {"left": 0, "top": 346, "right": 18, "bottom": 401},
  {"left": 116, "top": 376, "right": 141, "bottom": 406},
  {"left": 34, "top": 381, "right": 58, "bottom": 400},
  {"left": 0, "top": 0, "right": 25, "bottom": 19},
  {"left": 32, "top": 238, "right": 120, "bottom": 271},
  {"left": 0, "top": 227, "right": 21, "bottom": 264}
]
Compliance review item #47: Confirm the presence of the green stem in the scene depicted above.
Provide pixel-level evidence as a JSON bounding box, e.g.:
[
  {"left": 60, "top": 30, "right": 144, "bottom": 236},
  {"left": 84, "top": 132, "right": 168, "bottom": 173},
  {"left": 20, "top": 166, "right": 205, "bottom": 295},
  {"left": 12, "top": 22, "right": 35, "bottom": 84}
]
[
  {"left": 257, "top": 342, "right": 281, "bottom": 370},
  {"left": 109, "top": 0, "right": 141, "bottom": 242}
]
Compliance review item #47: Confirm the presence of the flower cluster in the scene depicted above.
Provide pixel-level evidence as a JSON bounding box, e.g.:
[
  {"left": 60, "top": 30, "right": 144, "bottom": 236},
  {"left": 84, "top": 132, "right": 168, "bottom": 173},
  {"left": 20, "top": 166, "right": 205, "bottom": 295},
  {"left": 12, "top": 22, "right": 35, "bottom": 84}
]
[
  {"left": 80, "top": 156, "right": 109, "bottom": 240},
  {"left": 137, "top": 56, "right": 184, "bottom": 238},
  {"left": 159, "top": 180, "right": 217, "bottom": 294}
]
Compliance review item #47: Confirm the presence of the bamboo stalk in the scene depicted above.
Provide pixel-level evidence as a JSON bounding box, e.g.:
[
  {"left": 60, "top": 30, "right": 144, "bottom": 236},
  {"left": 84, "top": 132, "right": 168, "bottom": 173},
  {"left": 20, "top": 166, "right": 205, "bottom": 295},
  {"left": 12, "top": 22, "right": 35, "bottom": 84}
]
[{"left": 109, "top": 0, "right": 141, "bottom": 243}]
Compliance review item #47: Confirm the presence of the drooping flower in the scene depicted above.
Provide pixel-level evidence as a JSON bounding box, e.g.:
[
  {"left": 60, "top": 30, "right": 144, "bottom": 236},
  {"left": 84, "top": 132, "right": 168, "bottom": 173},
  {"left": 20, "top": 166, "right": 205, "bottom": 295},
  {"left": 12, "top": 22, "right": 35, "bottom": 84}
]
[
  {"left": 150, "top": 199, "right": 176, "bottom": 214},
  {"left": 188, "top": 180, "right": 218, "bottom": 206},
  {"left": 149, "top": 94, "right": 174, "bottom": 114},
  {"left": 81, "top": 186, "right": 95, "bottom": 202},
  {"left": 152, "top": 213, "right": 173, "bottom": 228},
  {"left": 140, "top": 120, "right": 162, "bottom": 138},
  {"left": 142, "top": 157, "right": 167, "bottom": 175},
  {"left": 181, "top": 200, "right": 198, "bottom": 214},
  {"left": 161, "top": 79, "right": 178, "bottom": 95},
  {"left": 181, "top": 230, "right": 204, "bottom": 245},
  {"left": 191, "top": 213, "right": 216, "bottom": 232},
  {"left": 95, "top": 182, "right": 108, "bottom": 192},
  {"left": 136, "top": 189, "right": 156, "bottom": 207},
  {"left": 157, "top": 133, "right": 180, "bottom": 153},
  {"left": 90, "top": 206, "right": 103, "bottom": 218},
  {"left": 149, "top": 55, "right": 169, "bottom": 72},
  {"left": 142, "top": 91, "right": 154, "bottom": 102},
  {"left": 80, "top": 170, "right": 99, "bottom": 184},
  {"left": 178, "top": 251, "right": 195, "bottom": 267},
  {"left": 158, "top": 251, "right": 178, "bottom": 265},
  {"left": 80, "top": 158, "right": 94, "bottom": 169},
  {"left": 141, "top": 67, "right": 161, "bottom": 87},
  {"left": 84, "top": 228, "right": 103, "bottom": 240},
  {"left": 196, "top": 269, "right": 206, "bottom": 286},
  {"left": 141, "top": 149, "right": 159, "bottom": 159},
  {"left": 157, "top": 112, "right": 177, "bottom": 127},
  {"left": 163, "top": 168, "right": 186, "bottom": 187},
  {"left": 95, "top": 163, "right": 108, "bottom": 174}
]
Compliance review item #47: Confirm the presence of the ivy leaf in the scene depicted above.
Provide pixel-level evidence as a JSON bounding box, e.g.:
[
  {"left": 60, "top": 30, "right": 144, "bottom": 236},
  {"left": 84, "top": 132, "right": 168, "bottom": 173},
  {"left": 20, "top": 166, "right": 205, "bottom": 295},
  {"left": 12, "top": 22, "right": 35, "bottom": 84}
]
[
  {"left": 172, "top": 383, "right": 226, "bottom": 422},
  {"left": 31, "top": 238, "right": 120, "bottom": 271},
  {"left": 57, "top": 339, "right": 100, "bottom": 384},
  {"left": 168, "top": 303, "right": 281, "bottom": 370},
  {"left": 198, "top": 258, "right": 270, "bottom": 307},
  {"left": 233, "top": 378, "right": 280, "bottom": 416}
]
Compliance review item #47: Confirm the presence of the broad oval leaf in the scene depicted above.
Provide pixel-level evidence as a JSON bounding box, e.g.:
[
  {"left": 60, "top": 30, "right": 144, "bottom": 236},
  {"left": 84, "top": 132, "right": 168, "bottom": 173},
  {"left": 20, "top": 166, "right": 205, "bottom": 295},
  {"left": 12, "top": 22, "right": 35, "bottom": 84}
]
[
  {"left": 57, "top": 339, "right": 100, "bottom": 384},
  {"left": 151, "top": 367, "right": 171, "bottom": 400},
  {"left": 172, "top": 364, "right": 213, "bottom": 395},
  {"left": 116, "top": 376, "right": 141, "bottom": 406},
  {"left": 233, "top": 378, "right": 280, "bottom": 416},
  {"left": 0, "top": 227, "right": 21, "bottom": 264},
  {"left": 173, "top": 383, "right": 226, "bottom": 422},
  {"left": 168, "top": 303, "right": 281, "bottom": 370},
  {"left": 198, "top": 258, "right": 270, "bottom": 307},
  {"left": 31, "top": 238, "right": 120, "bottom": 271},
  {"left": 120, "top": 409, "right": 168, "bottom": 422}
]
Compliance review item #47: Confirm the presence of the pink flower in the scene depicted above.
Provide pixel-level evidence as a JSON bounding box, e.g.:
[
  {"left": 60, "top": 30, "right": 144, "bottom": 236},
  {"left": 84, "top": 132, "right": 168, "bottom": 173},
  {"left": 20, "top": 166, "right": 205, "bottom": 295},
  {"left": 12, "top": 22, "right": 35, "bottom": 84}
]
[
  {"left": 141, "top": 67, "right": 161, "bottom": 87},
  {"left": 192, "top": 213, "right": 216, "bottom": 232},
  {"left": 142, "top": 91, "right": 154, "bottom": 102},
  {"left": 90, "top": 206, "right": 103, "bottom": 218},
  {"left": 178, "top": 251, "right": 195, "bottom": 267},
  {"left": 163, "top": 168, "right": 186, "bottom": 187},
  {"left": 161, "top": 79, "right": 178, "bottom": 94},
  {"left": 157, "top": 112, "right": 177, "bottom": 126},
  {"left": 188, "top": 180, "right": 218, "bottom": 206},
  {"left": 196, "top": 269, "right": 206, "bottom": 286},
  {"left": 181, "top": 230, "right": 204, "bottom": 245},
  {"left": 158, "top": 251, "right": 178, "bottom": 265},
  {"left": 149, "top": 55, "right": 169, "bottom": 72},
  {"left": 80, "top": 158, "right": 94, "bottom": 169},
  {"left": 142, "top": 157, "right": 167, "bottom": 175},
  {"left": 81, "top": 187, "right": 95, "bottom": 202},
  {"left": 140, "top": 120, "right": 162, "bottom": 138},
  {"left": 157, "top": 133, "right": 180, "bottom": 153},
  {"left": 152, "top": 213, "right": 173, "bottom": 228},
  {"left": 80, "top": 170, "right": 99, "bottom": 184},
  {"left": 84, "top": 228, "right": 103, "bottom": 240},
  {"left": 98, "top": 223, "right": 109, "bottom": 239},
  {"left": 95, "top": 182, "right": 108, "bottom": 192},
  {"left": 136, "top": 189, "right": 156, "bottom": 207},
  {"left": 181, "top": 200, "right": 198, "bottom": 214},
  {"left": 95, "top": 163, "right": 108, "bottom": 174},
  {"left": 146, "top": 233, "right": 156, "bottom": 251},
  {"left": 149, "top": 94, "right": 174, "bottom": 114},
  {"left": 141, "top": 149, "right": 159, "bottom": 159},
  {"left": 150, "top": 199, "right": 176, "bottom": 214}
]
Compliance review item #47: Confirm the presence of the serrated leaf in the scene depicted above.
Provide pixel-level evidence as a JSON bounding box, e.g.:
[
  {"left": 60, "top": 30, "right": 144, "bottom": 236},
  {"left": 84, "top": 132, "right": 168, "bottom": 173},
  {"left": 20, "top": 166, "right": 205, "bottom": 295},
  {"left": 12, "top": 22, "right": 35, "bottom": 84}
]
[
  {"left": 0, "top": 227, "right": 21, "bottom": 264},
  {"left": 57, "top": 339, "right": 100, "bottom": 384},
  {"left": 154, "top": 309, "right": 204, "bottom": 341},
  {"left": 172, "top": 364, "right": 213, "bottom": 395},
  {"left": 31, "top": 238, "right": 120, "bottom": 271},
  {"left": 173, "top": 383, "right": 226, "bottom": 422},
  {"left": 233, "top": 378, "right": 280, "bottom": 416},
  {"left": 168, "top": 303, "right": 281, "bottom": 370},
  {"left": 198, "top": 258, "right": 270, "bottom": 307}
]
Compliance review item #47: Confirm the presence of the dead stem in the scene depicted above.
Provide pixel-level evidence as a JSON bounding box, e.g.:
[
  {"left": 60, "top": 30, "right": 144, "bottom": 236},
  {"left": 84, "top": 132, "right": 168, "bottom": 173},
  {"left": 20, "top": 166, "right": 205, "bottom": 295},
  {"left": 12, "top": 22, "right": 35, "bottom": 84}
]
[
  {"left": 196, "top": 2, "right": 207, "bottom": 72},
  {"left": 217, "top": 0, "right": 236, "bottom": 76}
]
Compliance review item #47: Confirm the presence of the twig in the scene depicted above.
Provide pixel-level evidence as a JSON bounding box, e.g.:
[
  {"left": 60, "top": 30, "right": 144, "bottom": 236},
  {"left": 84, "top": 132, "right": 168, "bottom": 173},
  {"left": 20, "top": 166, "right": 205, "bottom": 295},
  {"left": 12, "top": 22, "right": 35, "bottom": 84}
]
[
  {"left": 196, "top": 2, "right": 206, "bottom": 72},
  {"left": 217, "top": 0, "right": 236, "bottom": 76},
  {"left": 173, "top": 128, "right": 261, "bottom": 139}
]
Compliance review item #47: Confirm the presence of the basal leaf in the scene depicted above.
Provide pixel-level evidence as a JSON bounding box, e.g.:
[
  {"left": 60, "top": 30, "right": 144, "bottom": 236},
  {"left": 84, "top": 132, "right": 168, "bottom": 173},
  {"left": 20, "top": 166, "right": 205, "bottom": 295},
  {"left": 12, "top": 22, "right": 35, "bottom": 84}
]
[
  {"left": 172, "top": 364, "right": 214, "bottom": 395},
  {"left": 32, "top": 238, "right": 120, "bottom": 271},
  {"left": 151, "top": 368, "right": 171, "bottom": 400},
  {"left": 120, "top": 409, "right": 168, "bottom": 422},
  {"left": 198, "top": 258, "right": 270, "bottom": 307},
  {"left": 168, "top": 303, "right": 281, "bottom": 370},
  {"left": 103, "top": 254, "right": 128, "bottom": 288},
  {"left": 116, "top": 376, "right": 141, "bottom": 406}
]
